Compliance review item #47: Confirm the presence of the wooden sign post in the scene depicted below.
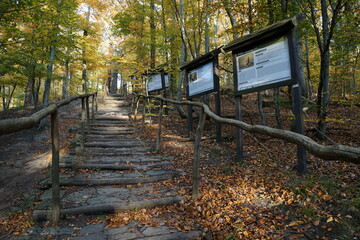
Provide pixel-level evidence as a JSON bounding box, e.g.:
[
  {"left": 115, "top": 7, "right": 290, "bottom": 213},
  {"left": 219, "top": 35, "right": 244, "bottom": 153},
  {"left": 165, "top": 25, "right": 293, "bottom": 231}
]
[
  {"left": 223, "top": 16, "right": 307, "bottom": 173},
  {"left": 180, "top": 48, "right": 222, "bottom": 142}
]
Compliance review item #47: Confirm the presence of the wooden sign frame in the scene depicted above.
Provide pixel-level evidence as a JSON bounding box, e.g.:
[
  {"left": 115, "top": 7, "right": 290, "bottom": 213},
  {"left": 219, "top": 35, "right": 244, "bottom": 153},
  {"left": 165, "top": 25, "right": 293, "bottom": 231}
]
[
  {"left": 180, "top": 48, "right": 222, "bottom": 142},
  {"left": 147, "top": 71, "right": 166, "bottom": 93},
  {"left": 223, "top": 16, "right": 307, "bottom": 173}
]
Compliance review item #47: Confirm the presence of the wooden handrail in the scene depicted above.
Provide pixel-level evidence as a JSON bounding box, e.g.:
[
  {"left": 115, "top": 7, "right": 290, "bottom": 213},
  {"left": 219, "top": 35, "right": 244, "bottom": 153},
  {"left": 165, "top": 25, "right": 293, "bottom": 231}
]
[
  {"left": 135, "top": 94, "right": 360, "bottom": 164},
  {"left": 0, "top": 93, "right": 96, "bottom": 136},
  {"left": 135, "top": 94, "right": 360, "bottom": 198},
  {"left": 0, "top": 92, "right": 97, "bottom": 224}
]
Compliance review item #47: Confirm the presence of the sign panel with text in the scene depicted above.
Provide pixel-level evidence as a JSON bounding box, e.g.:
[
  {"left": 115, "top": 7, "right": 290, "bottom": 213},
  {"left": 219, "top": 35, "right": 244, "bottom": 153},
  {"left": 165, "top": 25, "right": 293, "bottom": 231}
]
[
  {"left": 234, "top": 37, "right": 294, "bottom": 95},
  {"left": 147, "top": 73, "right": 164, "bottom": 93},
  {"left": 187, "top": 61, "right": 214, "bottom": 98}
]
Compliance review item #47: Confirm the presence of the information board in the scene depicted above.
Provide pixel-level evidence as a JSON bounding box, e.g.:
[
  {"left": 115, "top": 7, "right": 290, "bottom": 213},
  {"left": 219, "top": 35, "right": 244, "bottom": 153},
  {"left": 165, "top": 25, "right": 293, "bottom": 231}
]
[
  {"left": 187, "top": 61, "right": 214, "bottom": 97},
  {"left": 235, "top": 37, "right": 293, "bottom": 95},
  {"left": 147, "top": 73, "right": 164, "bottom": 92}
]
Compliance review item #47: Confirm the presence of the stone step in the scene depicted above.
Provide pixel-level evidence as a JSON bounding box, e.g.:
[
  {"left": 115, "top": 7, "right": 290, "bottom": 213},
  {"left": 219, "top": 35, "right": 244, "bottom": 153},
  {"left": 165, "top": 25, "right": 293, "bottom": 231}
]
[
  {"left": 83, "top": 142, "right": 146, "bottom": 148},
  {"left": 90, "top": 123, "right": 134, "bottom": 127},
  {"left": 95, "top": 116, "right": 129, "bottom": 121},
  {"left": 39, "top": 170, "right": 177, "bottom": 188},
  {"left": 88, "top": 130, "right": 138, "bottom": 135},
  {"left": 59, "top": 161, "right": 173, "bottom": 171},
  {"left": 32, "top": 196, "right": 183, "bottom": 221},
  {"left": 60, "top": 155, "right": 175, "bottom": 165},
  {"left": 90, "top": 127, "right": 135, "bottom": 131},
  {"left": 85, "top": 135, "right": 142, "bottom": 141}
]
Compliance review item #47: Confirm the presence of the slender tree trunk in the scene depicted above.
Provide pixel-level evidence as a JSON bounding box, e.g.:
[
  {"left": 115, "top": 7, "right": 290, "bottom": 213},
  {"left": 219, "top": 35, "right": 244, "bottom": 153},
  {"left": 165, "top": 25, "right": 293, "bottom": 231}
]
[
  {"left": 248, "top": 0, "right": 253, "bottom": 33},
  {"left": 110, "top": 69, "right": 118, "bottom": 94},
  {"left": 24, "top": 59, "right": 36, "bottom": 107},
  {"left": 305, "top": 35, "right": 313, "bottom": 100},
  {"left": 2, "top": 85, "right": 6, "bottom": 111},
  {"left": 43, "top": 45, "right": 56, "bottom": 108},
  {"left": 150, "top": 0, "right": 156, "bottom": 69},
  {"left": 316, "top": 0, "right": 332, "bottom": 139},
  {"left": 257, "top": 91, "right": 266, "bottom": 125},
  {"left": 317, "top": 51, "right": 330, "bottom": 139},
  {"left": 175, "top": 0, "right": 188, "bottom": 118},
  {"left": 204, "top": 0, "right": 210, "bottom": 53},
  {"left": 274, "top": 88, "right": 282, "bottom": 128},
  {"left": 6, "top": 84, "right": 17, "bottom": 110},
  {"left": 34, "top": 76, "right": 41, "bottom": 109},
  {"left": 82, "top": 6, "right": 90, "bottom": 93},
  {"left": 62, "top": 58, "right": 70, "bottom": 98},
  {"left": 222, "top": 0, "right": 238, "bottom": 40},
  {"left": 281, "top": 0, "right": 288, "bottom": 17}
]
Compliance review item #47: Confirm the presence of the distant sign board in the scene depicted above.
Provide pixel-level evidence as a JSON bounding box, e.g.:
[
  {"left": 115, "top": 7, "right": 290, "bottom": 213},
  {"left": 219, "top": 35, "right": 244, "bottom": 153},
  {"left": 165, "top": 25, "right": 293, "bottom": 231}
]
[
  {"left": 147, "top": 73, "right": 164, "bottom": 93},
  {"left": 164, "top": 74, "right": 169, "bottom": 88},
  {"left": 235, "top": 37, "right": 292, "bottom": 94},
  {"left": 187, "top": 61, "right": 214, "bottom": 98},
  {"left": 180, "top": 48, "right": 221, "bottom": 99}
]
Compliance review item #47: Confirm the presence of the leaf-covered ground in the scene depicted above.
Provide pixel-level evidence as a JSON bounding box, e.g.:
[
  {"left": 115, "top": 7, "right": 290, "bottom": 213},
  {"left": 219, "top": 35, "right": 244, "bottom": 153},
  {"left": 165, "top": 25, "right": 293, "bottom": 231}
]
[
  {"left": 0, "top": 94, "right": 359, "bottom": 239},
  {"left": 112, "top": 93, "right": 360, "bottom": 240}
]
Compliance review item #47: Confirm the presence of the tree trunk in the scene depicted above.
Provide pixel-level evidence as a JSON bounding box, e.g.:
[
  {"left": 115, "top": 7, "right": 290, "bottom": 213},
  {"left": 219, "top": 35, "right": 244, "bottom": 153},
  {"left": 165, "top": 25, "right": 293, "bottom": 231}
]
[
  {"left": 6, "top": 84, "right": 17, "bottom": 110},
  {"left": 317, "top": 50, "right": 330, "bottom": 139},
  {"left": 316, "top": 0, "right": 331, "bottom": 139},
  {"left": 257, "top": 91, "right": 266, "bottom": 125},
  {"left": 43, "top": 45, "right": 56, "bottom": 108},
  {"left": 82, "top": 6, "right": 90, "bottom": 93},
  {"left": 274, "top": 88, "right": 282, "bottom": 128},
  {"left": 150, "top": 0, "right": 156, "bottom": 69},
  {"left": 110, "top": 69, "right": 118, "bottom": 94},
  {"left": 248, "top": 0, "right": 253, "bottom": 33},
  {"left": 175, "top": 0, "right": 188, "bottom": 119},
  {"left": 305, "top": 35, "right": 313, "bottom": 101},
  {"left": 204, "top": 0, "right": 210, "bottom": 53},
  {"left": 34, "top": 76, "right": 42, "bottom": 109},
  {"left": 24, "top": 59, "right": 36, "bottom": 107},
  {"left": 222, "top": 0, "right": 238, "bottom": 40},
  {"left": 62, "top": 57, "right": 70, "bottom": 98},
  {"left": 2, "top": 85, "right": 7, "bottom": 110}
]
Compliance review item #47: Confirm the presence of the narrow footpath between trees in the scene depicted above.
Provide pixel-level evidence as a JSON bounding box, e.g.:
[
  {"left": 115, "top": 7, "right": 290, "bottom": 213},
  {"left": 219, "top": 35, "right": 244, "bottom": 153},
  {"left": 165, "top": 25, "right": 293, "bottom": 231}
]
[{"left": 3, "top": 95, "right": 201, "bottom": 240}]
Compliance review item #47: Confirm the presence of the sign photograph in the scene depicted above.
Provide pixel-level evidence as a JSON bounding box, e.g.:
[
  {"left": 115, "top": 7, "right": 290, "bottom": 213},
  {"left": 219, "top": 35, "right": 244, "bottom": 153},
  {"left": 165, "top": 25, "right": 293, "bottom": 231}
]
[
  {"left": 188, "top": 61, "right": 214, "bottom": 97},
  {"left": 235, "top": 37, "right": 291, "bottom": 94},
  {"left": 147, "top": 73, "right": 163, "bottom": 92}
]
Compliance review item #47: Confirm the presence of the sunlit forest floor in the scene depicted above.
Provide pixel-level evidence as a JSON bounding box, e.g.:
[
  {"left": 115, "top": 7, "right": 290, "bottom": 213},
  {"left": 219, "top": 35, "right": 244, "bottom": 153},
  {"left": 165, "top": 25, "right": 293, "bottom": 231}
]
[
  {"left": 0, "top": 93, "right": 359, "bottom": 239},
  {"left": 132, "top": 92, "right": 360, "bottom": 239}
]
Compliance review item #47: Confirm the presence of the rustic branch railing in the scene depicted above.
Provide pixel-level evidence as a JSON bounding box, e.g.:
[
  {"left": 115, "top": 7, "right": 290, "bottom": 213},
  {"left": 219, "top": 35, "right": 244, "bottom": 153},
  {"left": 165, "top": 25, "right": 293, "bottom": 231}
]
[
  {"left": 134, "top": 94, "right": 360, "bottom": 198},
  {"left": 0, "top": 92, "right": 97, "bottom": 224}
]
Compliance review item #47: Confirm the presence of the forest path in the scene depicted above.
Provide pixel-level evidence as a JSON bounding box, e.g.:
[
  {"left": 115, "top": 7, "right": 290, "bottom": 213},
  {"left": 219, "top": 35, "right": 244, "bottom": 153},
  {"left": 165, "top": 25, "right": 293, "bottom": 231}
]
[{"left": 12, "top": 95, "right": 201, "bottom": 240}]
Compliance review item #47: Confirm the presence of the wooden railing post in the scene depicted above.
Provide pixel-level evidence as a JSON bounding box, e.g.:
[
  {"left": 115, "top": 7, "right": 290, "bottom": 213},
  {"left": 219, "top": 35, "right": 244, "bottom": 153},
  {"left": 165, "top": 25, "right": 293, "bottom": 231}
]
[
  {"left": 134, "top": 96, "right": 140, "bottom": 122},
  {"left": 142, "top": 97, "right": 146, "bottom": 130},
  {"left": 50, "top": 109, "right": 60, "bottom": 224},
  {"left": 156, "top": 100, "right": 163, "bottom": 151},
  {"left": 91, "top": 94, "right": 95, "bottom": 122},
  {"left": 95, "top": 92, "right": 98, "bottom": 114},
  {"left": 80, "top": 98, "right": 85, "bottom": 152},
  {"left": 192, "top": 105, "right": 206, "bottom": 199},
  {"left": 85, "top": 96, "right": 90, "bottom": 132}
]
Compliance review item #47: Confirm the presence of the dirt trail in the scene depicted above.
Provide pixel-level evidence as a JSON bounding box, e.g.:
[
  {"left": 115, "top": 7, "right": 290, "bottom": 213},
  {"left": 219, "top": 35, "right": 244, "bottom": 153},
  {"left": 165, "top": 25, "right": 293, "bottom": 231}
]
[{"left": 0, "top": 100, "right": 81, "bottom": 217}]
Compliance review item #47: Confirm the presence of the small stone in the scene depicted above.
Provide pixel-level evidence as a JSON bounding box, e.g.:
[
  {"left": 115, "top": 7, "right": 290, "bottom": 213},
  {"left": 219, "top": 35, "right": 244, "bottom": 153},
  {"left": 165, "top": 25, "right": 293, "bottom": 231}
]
[
  {"left": 79, "top": 224, "right": 106, "bottom": 235},
  {"left": 106, "top": 226, "right": 129, "bottom": 235},
  {"left": 142, "top": 227, "right": 171, "bottom": 236}
]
